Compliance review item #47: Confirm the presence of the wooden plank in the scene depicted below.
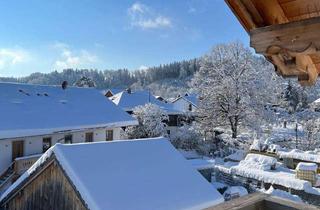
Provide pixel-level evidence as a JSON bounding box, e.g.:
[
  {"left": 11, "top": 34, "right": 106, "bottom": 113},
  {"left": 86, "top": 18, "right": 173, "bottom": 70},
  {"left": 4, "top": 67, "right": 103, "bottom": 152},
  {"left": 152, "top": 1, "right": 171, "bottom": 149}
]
[
  {"left": 250, "top": 16, "right": 320, "bottom": 53},
  {"left": 204, "top": 192, "right": 267, "bottom": 210},
  {"left": 279, "top": 0, "right": 320, "bottom": 20},
  {"left": 1, "top": 159, "right": 88, "bottom": 210},
  {"left": 225, "top": 0, "right": 258, "bottom": 32},
  {"left": 251, "top": 0, "right": 289, "bottom": 25}
]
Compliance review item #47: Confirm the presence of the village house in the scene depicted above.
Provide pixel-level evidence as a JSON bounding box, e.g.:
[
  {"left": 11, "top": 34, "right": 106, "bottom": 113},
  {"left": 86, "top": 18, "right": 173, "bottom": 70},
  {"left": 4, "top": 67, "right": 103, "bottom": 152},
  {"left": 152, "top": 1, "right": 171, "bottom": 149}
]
[
  {"left": 0, "top": 137, "right": 224, "bottom": 210},
  {"left": 171, "top": 93, "right": 198, "bottom": 113},
  {"left": 101, "top": 88, "right": 122, "bottom": 98},
  {"left": 109, "top": 89, "right": 192, "bottom": 136},
  {"left": 0, "top": 82, "right": 137, "bottom": 193}
]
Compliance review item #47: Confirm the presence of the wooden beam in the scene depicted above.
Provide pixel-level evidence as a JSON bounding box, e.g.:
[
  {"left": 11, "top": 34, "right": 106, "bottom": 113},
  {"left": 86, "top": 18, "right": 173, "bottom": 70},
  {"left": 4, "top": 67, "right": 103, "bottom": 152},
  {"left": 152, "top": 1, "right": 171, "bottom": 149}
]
[
  {"left": 250, "top": 16, "right": 320, "bottom": 54},
  {"left": 296, "top": 54, "right": 318, "bottom": 85}
]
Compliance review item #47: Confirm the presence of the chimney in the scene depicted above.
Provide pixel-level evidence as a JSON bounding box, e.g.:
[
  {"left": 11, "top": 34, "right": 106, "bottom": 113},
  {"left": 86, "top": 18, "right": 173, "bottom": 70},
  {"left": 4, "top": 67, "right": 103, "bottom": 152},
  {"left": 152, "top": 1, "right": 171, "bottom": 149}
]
[{"left": 62, "top": 81, "right": 68, "bottom": 90}]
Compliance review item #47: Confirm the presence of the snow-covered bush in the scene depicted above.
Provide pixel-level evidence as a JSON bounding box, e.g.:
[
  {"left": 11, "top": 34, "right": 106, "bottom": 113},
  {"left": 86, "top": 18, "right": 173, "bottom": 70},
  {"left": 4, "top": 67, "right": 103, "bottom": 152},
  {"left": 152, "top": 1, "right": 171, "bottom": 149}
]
[
  {"left": 125, "top": 103, "right": 168, "bottom": 139},
  {"left": 170, "top": 124, "right": 202, "bottom": 151}
]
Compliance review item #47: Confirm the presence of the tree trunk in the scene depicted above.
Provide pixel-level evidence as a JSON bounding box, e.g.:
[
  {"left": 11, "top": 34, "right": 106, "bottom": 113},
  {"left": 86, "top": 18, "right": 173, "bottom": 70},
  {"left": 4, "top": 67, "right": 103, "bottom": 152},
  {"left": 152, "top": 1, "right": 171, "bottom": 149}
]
[{"left": 229, "top": 116, "right": 238, "bottom": 138}]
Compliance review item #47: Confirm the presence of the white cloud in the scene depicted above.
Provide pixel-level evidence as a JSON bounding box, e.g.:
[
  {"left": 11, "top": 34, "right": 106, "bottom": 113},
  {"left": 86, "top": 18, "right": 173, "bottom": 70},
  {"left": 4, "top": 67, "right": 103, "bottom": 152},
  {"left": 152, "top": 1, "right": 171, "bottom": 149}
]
[
  {"left": 139, "top": 65, "right": 148, "bottom": 70},
  {"left": 53, "top": 42, "right": 99, "bottom": 70},
  {"left": 128, "top": 2, "right": 172, "bottom": 30},
  {"left": 0, "top": 48, "right": 30, "bottom": 69}
]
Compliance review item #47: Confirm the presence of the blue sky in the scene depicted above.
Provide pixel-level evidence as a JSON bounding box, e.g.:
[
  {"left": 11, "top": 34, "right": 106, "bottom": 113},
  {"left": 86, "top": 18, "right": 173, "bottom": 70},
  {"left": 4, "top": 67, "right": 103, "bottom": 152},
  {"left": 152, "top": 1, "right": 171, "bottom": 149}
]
[{"left": 0, "top": 0, "right": 249, "bottom": 77}]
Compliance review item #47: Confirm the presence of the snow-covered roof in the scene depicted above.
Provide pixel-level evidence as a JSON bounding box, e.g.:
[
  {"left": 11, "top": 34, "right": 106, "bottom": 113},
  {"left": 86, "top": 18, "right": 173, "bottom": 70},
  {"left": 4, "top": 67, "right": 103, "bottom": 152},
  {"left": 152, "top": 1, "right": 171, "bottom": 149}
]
[
  {"left": 172, "top": 94, "right": 198, "bottom": 107},
  {"left": 110, "top": 90, "right": 182, "bottom": 114},
  {"left": 278, "top": 149, "right": 320, "bottom": 164},
  {"left": 0, "top": 82, "right": 137, "bottom": 139},
  {"left": 262, "top": 186, "right": 303, "bottom": 203},
  {"left": 1, "top": 138, "right": 224, "bottom": 209},
  {"left": 296, "top": 162, "right": 318, "bottom": 171}
]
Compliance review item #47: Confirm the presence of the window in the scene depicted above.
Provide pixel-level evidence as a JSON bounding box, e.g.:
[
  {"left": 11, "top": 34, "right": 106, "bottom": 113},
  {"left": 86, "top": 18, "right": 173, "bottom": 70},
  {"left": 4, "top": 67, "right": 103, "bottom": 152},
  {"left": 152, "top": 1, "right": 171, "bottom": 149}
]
[
  {"left": 85, "top": 132, "right": 94, "bottom": 142},
  {"left": 106, "top": 130, "right": 113, "bottom": 141},
  {"left": 167, "top": 130, "right": 171, "bottom": 136},
  {"left": 188, "top": 104, "right": 192, "bottom": 111},
  {"left": 42, "top": 137, "right": 52, "bottom": 153},
  {"left": 167, "top": 115, "right": 178, "bottom": 126},
  {"left": 64, "top": 134, "right": 73, "bottom": 144}
]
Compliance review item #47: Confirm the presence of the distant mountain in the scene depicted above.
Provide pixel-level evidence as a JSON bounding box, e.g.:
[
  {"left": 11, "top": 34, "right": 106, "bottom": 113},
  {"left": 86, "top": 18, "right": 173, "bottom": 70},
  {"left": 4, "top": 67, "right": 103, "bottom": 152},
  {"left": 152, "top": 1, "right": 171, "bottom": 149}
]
[{"left": 0, "top": 58, "right": 200, "bottom": 98}]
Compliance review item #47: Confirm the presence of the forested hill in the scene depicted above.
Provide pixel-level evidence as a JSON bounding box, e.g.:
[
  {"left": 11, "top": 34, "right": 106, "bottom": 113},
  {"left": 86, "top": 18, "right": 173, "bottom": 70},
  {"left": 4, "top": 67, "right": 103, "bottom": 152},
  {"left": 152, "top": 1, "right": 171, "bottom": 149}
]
[{"left": 0, "top": 58, "right": 200, "bottom": 97}]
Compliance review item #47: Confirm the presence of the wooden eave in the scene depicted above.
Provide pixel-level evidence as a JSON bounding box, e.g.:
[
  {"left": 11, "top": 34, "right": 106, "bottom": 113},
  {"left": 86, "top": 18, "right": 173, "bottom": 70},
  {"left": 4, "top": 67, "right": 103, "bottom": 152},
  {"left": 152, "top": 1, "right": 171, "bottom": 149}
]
[{"left": 225, "top": 0, "right": 320, "bottom": 85}]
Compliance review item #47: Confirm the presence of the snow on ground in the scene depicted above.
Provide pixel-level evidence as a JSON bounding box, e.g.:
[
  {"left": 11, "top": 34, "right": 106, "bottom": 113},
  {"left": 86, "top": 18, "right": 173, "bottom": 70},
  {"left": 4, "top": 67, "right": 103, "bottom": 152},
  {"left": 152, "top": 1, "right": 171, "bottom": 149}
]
[
  {"left": 178, "top": 149, "right": 202, "bottom": 159},
  {"left": 1, "top": 137, "right": 224, "bottom": 210},
  {"left": 0, "top": 82, "right": 137, "bottom": 139},
  {"left": 188, "top": 158, "right": 215, "bottom": 170},
  {"left": 224, "top": 150, "right": 245, "bottom": 162},
  {"left": 265, "top": 126, "right": 304, "bottom": 145},
  {"left": 261, "top": 186, "right": 303, "bottom": 203}
]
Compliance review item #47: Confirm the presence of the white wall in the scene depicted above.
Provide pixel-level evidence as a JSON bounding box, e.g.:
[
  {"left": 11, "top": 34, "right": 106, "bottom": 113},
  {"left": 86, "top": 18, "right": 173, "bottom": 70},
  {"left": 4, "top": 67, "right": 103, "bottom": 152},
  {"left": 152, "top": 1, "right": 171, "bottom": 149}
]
[
  {"left": 173, "top": 99, "right": 197, "bottom": 112},
  {"left": 0, "top": 140, "right": 12, "bottom": 175},
  {"left": 0, "top": 126, "right": 124, "bottom": 174}
]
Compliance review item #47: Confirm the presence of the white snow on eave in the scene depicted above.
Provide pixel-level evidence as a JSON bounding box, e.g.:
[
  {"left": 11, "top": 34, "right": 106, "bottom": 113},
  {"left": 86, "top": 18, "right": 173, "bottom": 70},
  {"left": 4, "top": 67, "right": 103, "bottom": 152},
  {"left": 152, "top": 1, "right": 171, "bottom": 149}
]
[
  {"left": 278, "top": 150, "right": 320, "bottom": 164},
  {"left": 0, "top": 120, "right": 138, "bottom": 140}
]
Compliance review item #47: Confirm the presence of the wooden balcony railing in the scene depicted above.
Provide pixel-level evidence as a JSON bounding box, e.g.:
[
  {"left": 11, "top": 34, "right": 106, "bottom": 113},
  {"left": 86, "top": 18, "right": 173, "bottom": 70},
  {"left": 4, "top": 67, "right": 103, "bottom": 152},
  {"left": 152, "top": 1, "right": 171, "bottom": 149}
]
[{"left": 14, "top": 154, "right": 42, "bottom": 175}]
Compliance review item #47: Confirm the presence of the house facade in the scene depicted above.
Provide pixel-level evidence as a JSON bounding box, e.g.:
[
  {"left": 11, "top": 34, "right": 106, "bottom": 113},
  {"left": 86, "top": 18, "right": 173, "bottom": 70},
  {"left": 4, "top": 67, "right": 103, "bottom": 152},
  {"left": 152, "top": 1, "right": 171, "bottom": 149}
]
[
  {"left": 172, "top": 93, "right": 198, "bottom": 113},
  {"left": 109, "top": 89, "right": 190, "bottom": 137},
  {"left": 0, "top": 82, "right": 137, "bottom": 185}
]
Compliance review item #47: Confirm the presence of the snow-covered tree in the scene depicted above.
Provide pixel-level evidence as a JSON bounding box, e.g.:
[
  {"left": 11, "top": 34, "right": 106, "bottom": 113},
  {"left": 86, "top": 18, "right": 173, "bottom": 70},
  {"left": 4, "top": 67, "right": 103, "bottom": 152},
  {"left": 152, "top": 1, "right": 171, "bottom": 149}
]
[
  {"left": 192, "top": 42, "right": 281, "bottom": 139},
  {"left": 126, "top": 103, "right": 169, "bottom": 139},
  {"left": 300, "top": 118, "right": 320, "bottom": 150},
  {"left": 282, "top": 80, "right": 308, "bottom": 113},
  {"left": 74, "top": 76, "right": 96, "bottom": 87}
]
